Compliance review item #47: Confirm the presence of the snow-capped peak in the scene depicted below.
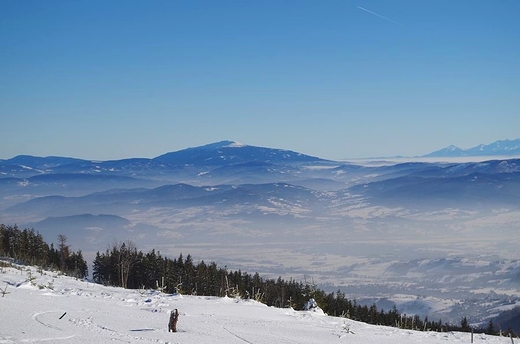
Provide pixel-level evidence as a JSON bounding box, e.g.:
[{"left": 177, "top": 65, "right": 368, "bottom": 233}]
[
  {"left": 446, "top": 145, "right": 460, "bottom": 151},
  {"left": 226, "top": 141, "right": 247, "bottom": 148},
  {"left": 198, "top": 140, "right": 248, "bottom": 150}
]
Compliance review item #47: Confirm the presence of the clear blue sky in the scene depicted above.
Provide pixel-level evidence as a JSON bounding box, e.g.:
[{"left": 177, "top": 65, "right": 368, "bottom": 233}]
[{"left": 1, "top": 0, "right": 519, "bottom": 160}]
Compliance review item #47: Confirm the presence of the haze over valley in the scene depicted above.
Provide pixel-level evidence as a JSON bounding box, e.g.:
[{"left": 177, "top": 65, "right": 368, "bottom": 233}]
[{"left": 1, "top": 140, "right": 520, "bottom": 327}]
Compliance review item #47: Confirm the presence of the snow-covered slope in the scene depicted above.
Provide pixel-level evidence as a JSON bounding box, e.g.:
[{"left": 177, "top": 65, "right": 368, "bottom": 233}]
[{"left": 0, "top": 264, "right": 507, "bottom": 344}]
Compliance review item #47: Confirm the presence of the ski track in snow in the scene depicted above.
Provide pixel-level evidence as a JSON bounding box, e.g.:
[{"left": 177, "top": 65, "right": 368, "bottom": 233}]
[
  {"left": 32, "top": 310, "right": 65, "bottom": 331},
  {"left": 222, "top": 321, "right": 254, "bottom": 344}
]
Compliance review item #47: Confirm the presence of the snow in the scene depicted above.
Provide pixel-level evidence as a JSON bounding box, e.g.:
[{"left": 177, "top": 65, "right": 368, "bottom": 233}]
[
  {"left": 0, "top": 264, "right": 509, "bottom": 344},
  {"left": 17, "top": 180, "right": 29, "bottom": 187},
  {"left": 226, "top": 141, "right": 247, "bottom": 148}
]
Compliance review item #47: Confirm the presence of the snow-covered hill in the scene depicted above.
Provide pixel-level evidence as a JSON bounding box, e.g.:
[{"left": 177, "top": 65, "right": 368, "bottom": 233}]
[{"left": 0, "top": 263, "right": 509, "bottom": 344}]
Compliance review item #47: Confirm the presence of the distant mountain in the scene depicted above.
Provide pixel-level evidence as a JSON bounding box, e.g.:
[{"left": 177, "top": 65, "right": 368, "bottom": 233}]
[
  {"left": 349, "top": 171, "right": 520, "bottom": 208},
  {"left": 494, "top": 306, "right": 520, "bottom": 334},
  {"left": 153, "top": 140, "right": 328, "bottom": 166},
  {"left": 423, "top": 145, "right": 465, "bottom": 157},
  {"left": 0, "top": 141, "right": 330, "bottom": 182},
  {"left": 424, "top": 139, "right": 520, "bottom": 157},
  {"left": 0, "top": 155, "right": 87, "bottom": 169},
  {"left": 25, "top": 214, "right": 141, "bottom": 249}
]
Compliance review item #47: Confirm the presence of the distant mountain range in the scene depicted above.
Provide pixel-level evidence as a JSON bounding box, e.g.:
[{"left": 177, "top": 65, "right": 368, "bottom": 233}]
[
  {"left": 2, "top": 139, "right": 520, "bottom": 233},
  {"left": 423, "top": 139, "right": 520, "bottom": 157},
  {"left": 0, "top": 140, "right": 328, "bottom": 180}
]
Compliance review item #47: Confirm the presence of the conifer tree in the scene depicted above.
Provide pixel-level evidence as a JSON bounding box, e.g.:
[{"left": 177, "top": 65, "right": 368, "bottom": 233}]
[
  {"left": 486, "top": 319, "right": 495, "bottom": 335},
  {"left": 461, "top": 316, "right": 471, "bottom": 332}
]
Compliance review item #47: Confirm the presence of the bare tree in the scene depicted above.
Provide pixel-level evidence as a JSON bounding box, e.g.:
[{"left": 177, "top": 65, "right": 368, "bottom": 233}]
[
  {"left": 110, "top": 240, "right": 138, "bottom": 289},
  {"left": 57, "top": 234, "right": 69, "bottom": 272}
]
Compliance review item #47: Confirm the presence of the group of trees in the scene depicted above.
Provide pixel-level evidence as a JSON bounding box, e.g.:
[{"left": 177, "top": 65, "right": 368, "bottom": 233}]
[
  {"left": 93, "top": 242, "right": 329, "bottom": 309},
  {"left": 0, "top": 224, "right": 88, "bottom": 278},
  {"left": 1, "top": 223, "right": 515, "bottom": 337}
]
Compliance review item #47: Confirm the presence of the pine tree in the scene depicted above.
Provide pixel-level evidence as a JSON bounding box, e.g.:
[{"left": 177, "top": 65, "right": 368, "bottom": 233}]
[
  {"left": 461, "top": 316, "right": 471, "bottom": 332},
  {"left": 486, "top": 319, "right": 495, "bottom": 335}
]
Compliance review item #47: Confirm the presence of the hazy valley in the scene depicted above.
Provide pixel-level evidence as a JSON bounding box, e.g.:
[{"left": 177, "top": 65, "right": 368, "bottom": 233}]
[{"left": 1, "top": 140, "right": 520, "bottom": 327}]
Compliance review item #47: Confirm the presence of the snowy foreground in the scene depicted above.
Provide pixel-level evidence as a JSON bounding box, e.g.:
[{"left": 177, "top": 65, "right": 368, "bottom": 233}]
[{"left": 0, "top": 265, "right": 510, "bottom": 344}]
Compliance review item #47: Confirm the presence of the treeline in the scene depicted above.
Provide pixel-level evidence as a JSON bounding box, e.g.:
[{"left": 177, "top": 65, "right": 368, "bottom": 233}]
[
  {"left": 0, "top": 224, "right": 88, "bottom": 278},
  {"left": 92, "top": 241, "right": 512, "bottom": 336}
]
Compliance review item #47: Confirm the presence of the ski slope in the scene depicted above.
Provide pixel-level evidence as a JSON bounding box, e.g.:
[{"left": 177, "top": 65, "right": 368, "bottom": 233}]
[{"left": 0, "top": 264, "right": 510, "bottom": 344}]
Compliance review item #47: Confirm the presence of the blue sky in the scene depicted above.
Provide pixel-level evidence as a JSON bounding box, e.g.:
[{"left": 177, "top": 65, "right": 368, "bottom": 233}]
[{"left": 1, "top": 0, "right": 519, "bottom": 160}]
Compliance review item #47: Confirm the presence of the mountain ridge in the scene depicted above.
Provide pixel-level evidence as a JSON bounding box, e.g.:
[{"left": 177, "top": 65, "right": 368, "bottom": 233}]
[
  {"left": 424, "top": 139, "right": 520, "bottom": 157},
  {"left": 3, "top": 139, "right": 520, "bottom": 164}
]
